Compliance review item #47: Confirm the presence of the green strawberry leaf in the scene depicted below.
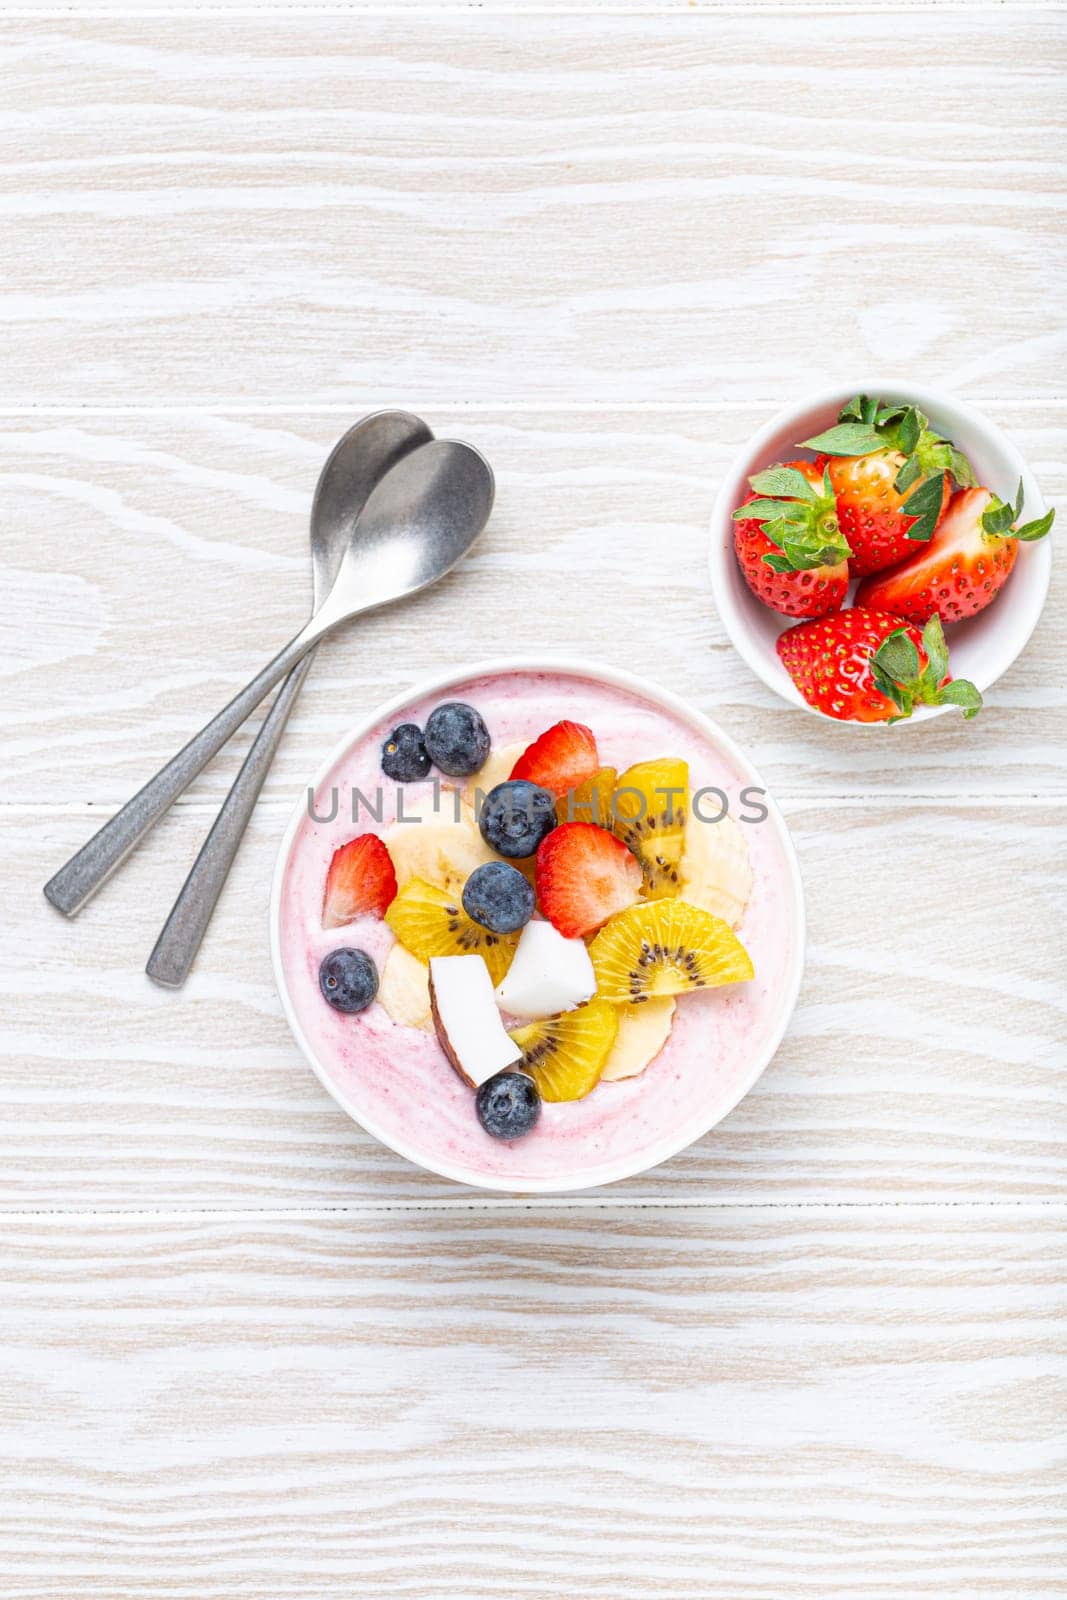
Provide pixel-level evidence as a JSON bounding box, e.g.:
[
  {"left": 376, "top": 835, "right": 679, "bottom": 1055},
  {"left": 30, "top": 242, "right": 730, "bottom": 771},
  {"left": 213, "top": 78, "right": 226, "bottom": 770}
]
[
  {"left": 980, "top": 495, "right": 1015, "bottom": 536},
  {"left": 896, "top": 407, "right": 923, "bottom": 458},
  {"left": 893, "top": 452, "right": 922, "bottom": 495},
  {"left": 1016, "top": 507, "right": 1055, "bottom": 541},
  {"left": 748, "top": 466, "right": 820, "bottom": 502},
  {"left": 839, "top": 395, "right": 867, "bottom": 422},
  {"left": 733, "top": 498, "right": 798, "bottom": 523},
  {"left": 872, "top": 627, "right": 920, "bottom": 685},
  {"left": 761, "top": 553, "right": 794, "bottom": 574},
  {"left": 902, "top": 471, "right": 947, "bottom": 542},
  {"left": 947, "top": 446, "right": 978, "bottom": 488},
  {"left": 937, "top": 679, "right": 983, "bottom": 719},
  {"left": 798, "top": 421, "right": 886, "bottom": 456},
  {"left": 920, "top": 614, "right": 949, "bottom": 687}
]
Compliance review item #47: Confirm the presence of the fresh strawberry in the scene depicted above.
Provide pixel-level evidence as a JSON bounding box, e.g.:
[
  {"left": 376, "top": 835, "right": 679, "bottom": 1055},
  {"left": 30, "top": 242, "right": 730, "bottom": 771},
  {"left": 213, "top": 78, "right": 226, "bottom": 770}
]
[
  {"left": 856, "top": 483, "right": 1055, "bottom": 625},
  {"left": 510, "top": 720, "right": 599, "bottom": 797},
  {"left": 776, "top": 609, "right": 982, "bottom": 724},
  {"left": 535, "top": 822, "right": 642, "bottom": 939},
  {"left": 322, "top": 834, "right": 397, "bottom": 928},
  {"left": 800, "top": 395, "right": 975, "bottom": 576},
  {"left": 731, "top": 457, "right": 850, "bottom": 617}
]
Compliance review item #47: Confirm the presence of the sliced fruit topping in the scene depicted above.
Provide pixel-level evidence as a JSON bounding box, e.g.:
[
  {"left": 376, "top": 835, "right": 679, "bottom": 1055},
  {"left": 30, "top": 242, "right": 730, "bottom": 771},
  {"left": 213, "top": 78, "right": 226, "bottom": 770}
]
[
  {"left": 599, "top": 996, "right": 676, "bottom": 1082},
  {"left": 381, "top": 722, "right": 431, "bottom": 783},
  {"left": 509, "top": 998, "right": 619, "bottom": 1103},
  {"left": 856, "top": 483, "right": 1055, "bottom": 625},
  {"left": 555, "top": 765, "right": 617, "bottom": 827},
  {"left": 612, "top": 757, "right": 688, "bottom": 899},
  {"left": 509, "top": 720, "right": 599, "bottom": 798},
  {"left": 428, "top": 954, "right": 523, "bottom": 1088},
  {"left": 494, "top": 918, "right": 597, "bottom": 1020},
  {"left": 384, "top": 792, "right": 497, "bottom": 894},
  {"left": 477, "top": 779, "right": 557, "bottom": 858},
  {"left": 376, "top": 944, "right": 433, "bottom": 1032},
  {"left": 322, "top": 834, "right": 398, "bottom": 929},
  {"left": 589, "top": 899, "right": 754, "bottom": 1002},
  {"left": 475, "top": 1070, "right": 542, "bottom": 1141},
  {"left": 732, "top": 458, "right": 850, "bottom": 618},
  {"left": 462, "top": 860, "right": 536, "bottom": 935},
  {"left": 319, "top": 948, "right": 379, "bottom": 1014},
  {"left": 466, "top": 740, "right": 527, "bottom": 803},
  {"left": 535, "top": 821, "right": 642, "bottom": 939},
  {"left": 424, "top": 701, "right": 490, "bottom": 777},
  {"left": 677, "top": 811, "right": 752, "bottom": 930},
  {"left": 777, "top": 608, "right": 982, "bottom": 724},
  {"left": 386, "top": 876, "right": 519, "bottom": 986}
]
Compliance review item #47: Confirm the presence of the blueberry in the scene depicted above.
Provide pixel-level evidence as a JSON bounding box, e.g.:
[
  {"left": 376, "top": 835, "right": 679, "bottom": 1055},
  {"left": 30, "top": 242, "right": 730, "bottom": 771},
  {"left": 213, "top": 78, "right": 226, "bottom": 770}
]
[
  {"left": 381, "top": 722, "right": 431, "bottom": 783},
  {"left": 478, "top": 780, "right": 557, "bottom": 858},
  {"left": 476, "top": 1070, "right": 541, "bottom": 1141},
  {"left": 424, "top": 701, "right": 490, "bottom": 777},
  {"left": 319, "top": 948, "right": 378, "bottom": 1013},
  {"left": 462, "top": 861, "right": 535, "bottom": 935}
]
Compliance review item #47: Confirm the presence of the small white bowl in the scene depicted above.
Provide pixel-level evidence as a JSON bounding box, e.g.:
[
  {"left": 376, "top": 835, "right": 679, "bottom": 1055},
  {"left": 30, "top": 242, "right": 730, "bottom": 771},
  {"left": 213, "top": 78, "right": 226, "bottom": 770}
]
[
  {"left": 269, "top": 657, "right": 805, "bottom": 1193},
  {"left": 709, "top": 382, "right": 1053, "bottom": 724}
]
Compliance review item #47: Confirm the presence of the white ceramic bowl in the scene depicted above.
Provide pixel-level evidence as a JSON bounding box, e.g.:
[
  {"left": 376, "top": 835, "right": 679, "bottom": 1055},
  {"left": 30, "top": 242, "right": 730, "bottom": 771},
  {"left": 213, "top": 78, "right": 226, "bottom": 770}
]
[
  {"left": 709, "top": 382, "right": 1052, "bottom": 724},
  {"left": 270, "top": 657, "right": 806, "bottom": 1193}
]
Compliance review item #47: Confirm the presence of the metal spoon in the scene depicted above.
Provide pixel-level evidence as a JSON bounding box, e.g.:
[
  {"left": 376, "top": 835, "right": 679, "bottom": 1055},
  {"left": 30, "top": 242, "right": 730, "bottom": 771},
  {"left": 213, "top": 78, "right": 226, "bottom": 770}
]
[
  {"left": 45, "top": 435, "right": 494, "bottom": 918},
  {"left": 143, "top": 410, "right": 433, "bottom": 989}
]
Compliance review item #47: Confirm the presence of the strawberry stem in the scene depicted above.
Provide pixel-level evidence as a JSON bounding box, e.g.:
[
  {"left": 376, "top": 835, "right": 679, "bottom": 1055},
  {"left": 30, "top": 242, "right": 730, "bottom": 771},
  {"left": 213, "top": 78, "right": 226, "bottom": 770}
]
[{"left": 869, "top": 616, "right": 982, "bottom": 722}]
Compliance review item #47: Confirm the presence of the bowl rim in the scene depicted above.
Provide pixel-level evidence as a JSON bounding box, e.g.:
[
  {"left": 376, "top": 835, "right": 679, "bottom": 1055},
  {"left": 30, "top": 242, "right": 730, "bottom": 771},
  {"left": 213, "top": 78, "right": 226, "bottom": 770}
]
[
  {"left": 708, "top": 379, "right": 1053, "bottom": 727},
  {"left": 269, "top": 655, "right": 807, "bottom": 1193}
]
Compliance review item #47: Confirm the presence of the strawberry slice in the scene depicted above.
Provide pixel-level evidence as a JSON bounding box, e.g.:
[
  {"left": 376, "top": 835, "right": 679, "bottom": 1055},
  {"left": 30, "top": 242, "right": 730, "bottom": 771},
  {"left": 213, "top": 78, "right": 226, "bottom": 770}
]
[
  {"left": 322, "top": 834, "right": 397, "bottom": 928},
  {"left": 510, "top": 720, "right": 598, "bottom": 798},
  {"left": 535, "top": 822, "right": 642, "bottom": 939}
]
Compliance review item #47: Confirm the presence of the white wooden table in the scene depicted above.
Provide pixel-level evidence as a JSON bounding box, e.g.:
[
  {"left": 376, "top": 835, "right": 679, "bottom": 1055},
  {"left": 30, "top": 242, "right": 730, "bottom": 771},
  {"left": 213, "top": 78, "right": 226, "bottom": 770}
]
[{"left": 3, "top": 5, "right": 1065, "bottom": 1594}]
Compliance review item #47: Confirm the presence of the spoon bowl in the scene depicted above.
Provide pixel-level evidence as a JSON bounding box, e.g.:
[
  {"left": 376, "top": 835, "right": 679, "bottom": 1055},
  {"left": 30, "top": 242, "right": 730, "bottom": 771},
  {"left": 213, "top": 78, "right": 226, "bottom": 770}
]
[{"left": 46, "top": 429, "right": 494, "bottom": 919}]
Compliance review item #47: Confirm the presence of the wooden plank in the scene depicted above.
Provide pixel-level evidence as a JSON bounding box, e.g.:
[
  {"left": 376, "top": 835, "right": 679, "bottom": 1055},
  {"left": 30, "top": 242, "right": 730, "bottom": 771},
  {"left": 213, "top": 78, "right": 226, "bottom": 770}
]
[
  {"left": 1, "top": 1205, "right": 1063, "bottom": 1597},
  {"left": 5, "top": 800, "right": 1064, "bottom": 1207},
  {"left": 1, "top": 11, "right": 1064, "bottom": 404},
  {"left": 2, "top": 406, "right": 1064, "bottom": 806}
]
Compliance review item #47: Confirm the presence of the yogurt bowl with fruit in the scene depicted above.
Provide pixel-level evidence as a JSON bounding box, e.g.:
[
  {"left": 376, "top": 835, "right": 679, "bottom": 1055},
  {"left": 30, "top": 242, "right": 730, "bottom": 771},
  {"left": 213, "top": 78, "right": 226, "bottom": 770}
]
[{"left": 271, "top": 659, "right": 804, "bottom": 1192}]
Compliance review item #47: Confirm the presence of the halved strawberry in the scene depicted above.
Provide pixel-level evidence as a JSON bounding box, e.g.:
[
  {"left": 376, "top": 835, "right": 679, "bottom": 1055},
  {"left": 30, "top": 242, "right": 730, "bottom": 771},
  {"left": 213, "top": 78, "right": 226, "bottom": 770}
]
[
  {"left": 800, "top": 394, "right": 974, "bottom": 576},
  {"left": 322, "top": 834, "right": 397, "bottom": 928},
  {"left": 510, "top": 720, "right": 599, "bottom": 798},
  {"left": 856, "top": 483, "right": 1055, "bottom": 625},
  {"left": 535, "top": 822, "right": 642, "bottom": 939}
]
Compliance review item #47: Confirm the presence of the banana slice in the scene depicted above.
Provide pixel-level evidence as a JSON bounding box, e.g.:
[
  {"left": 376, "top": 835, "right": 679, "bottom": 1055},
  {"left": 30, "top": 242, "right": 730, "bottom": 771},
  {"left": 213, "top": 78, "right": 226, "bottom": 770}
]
[
  {"left": 599, "top": 996, "right": 675, "bottom": 1082},
  {"left": 677, "top": 811, "right": 752, "bottom": 930},
  {"left": 465, "top": 741, "right": 527, "bottom": 804},
  {"left": 377, "top": 944, "right": 434, "bottom": 1031},
  {"left": 384, "top": 790, "right": 496, "bottom": 893}
]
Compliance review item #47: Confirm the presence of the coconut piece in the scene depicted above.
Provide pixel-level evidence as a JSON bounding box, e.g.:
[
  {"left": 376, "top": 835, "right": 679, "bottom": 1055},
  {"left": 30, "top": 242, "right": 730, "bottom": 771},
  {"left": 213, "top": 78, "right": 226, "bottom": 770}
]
[
  {"left": 428, "top": 954, "right": 523, "bottom": 1088},
  {"left": 494, "top": 919, "right": 596, "bottom": 1021}
]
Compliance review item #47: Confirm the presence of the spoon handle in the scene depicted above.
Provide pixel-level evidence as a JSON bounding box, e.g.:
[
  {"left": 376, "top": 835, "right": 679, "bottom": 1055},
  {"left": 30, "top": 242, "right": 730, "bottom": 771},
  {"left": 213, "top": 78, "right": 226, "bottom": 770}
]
[
  {"left": 44, "top": 617, "right": 325, "bottom": 917},
  {"left": 144, "top": 649, "right": 317, "bottom": 988}
]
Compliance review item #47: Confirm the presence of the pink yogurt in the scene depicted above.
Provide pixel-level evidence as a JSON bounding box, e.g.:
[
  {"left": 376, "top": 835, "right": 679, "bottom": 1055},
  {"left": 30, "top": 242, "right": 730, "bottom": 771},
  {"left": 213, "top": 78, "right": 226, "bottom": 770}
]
[{"left": 273, "top": 665, "right": 803, "bottom": 1190}]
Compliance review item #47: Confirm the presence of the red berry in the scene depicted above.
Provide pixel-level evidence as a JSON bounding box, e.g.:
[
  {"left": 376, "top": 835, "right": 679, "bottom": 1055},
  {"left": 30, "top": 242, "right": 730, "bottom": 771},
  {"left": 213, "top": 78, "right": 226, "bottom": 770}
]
[
  {"left": 322, "top": 834, "right": 397, "bottom": 928},
  {"left": 535, "top": 823, "right": 642, "bottom": 939},
  {"left": 510, "top": 720, "right": 599, "bottom": 798}
]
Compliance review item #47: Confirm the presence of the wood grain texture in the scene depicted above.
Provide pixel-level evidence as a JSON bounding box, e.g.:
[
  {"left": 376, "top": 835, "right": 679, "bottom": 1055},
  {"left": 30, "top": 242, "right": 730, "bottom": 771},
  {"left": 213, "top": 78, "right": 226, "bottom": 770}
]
[
  {"left": 1, "top": 1206, "right": 1064, "bottom": 1598},
  {"left": 3, "top": 9, "right": 1066, "bottom": 1593},
  {"left": 5, "top": 800, "right": 1064, "bottom": 1207},
  {"left": 3, "top": 406, "right": 1064, "bottom": 805},
  {"left": 2, "top": 11, "right": 1065, "bottom": 404}
]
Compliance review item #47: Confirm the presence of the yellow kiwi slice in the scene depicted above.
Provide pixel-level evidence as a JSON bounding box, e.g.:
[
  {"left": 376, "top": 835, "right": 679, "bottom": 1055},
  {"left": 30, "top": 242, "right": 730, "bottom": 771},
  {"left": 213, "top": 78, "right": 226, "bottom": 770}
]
[
  {"left": 555, "top": 765, "right": 617, "bottom": 828},
  {"left": 589, "top": 899, "right": 753, "bottom": 1002},
  {"left": 509, "top": 999, "right": 619, "bottom": 1102},
  {"left": 612, "top": 757, "right": 688, "bottom": 898},
  {"left": 385, "top": 877, "right": 518, "bottom": 986}
]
